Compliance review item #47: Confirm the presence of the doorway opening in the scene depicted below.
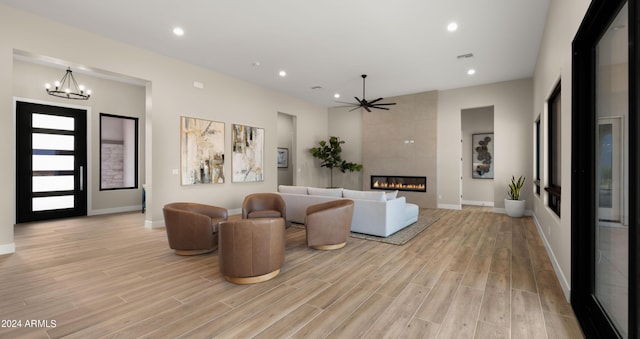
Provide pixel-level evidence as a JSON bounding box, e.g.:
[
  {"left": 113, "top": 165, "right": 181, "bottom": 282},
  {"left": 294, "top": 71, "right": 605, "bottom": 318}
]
[
  {"left": 277, "top": 112, "right": 296, "bottom": 186},
  {"left": 461, "top": 106, "right": 495, "bottom": 207}
]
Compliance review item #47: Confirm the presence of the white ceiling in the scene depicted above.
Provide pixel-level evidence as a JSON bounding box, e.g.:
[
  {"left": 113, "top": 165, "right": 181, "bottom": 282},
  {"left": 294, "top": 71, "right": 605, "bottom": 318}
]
[{"left": 1, "top": 0, "right": 551, "bottom": 108}]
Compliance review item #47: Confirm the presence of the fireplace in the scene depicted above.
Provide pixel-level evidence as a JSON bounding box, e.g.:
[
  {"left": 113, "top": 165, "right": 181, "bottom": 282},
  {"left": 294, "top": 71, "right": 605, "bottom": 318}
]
[{"left": 371, "top": 175, "right": 426, "bottom": 192}]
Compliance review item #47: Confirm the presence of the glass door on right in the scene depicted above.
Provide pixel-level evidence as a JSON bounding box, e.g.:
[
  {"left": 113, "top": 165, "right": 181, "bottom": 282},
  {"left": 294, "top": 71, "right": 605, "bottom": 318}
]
[{"left": 595, "top": 2, "right": 629, "bottom": 337}]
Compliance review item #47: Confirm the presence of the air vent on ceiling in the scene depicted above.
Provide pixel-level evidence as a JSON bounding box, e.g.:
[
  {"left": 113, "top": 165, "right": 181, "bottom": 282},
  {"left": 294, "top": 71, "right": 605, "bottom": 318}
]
[{"left": 457, "top": 53, "right": 474, "bottom": 59}]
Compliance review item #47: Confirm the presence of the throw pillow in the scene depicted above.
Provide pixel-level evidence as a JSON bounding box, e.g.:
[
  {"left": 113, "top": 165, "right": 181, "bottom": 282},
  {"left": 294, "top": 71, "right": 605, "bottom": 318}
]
[
  {"left": 342, "top": 189, "right": 386, "bottom": 201},
  {"left": 385, "top": 190, "right": 399, "bottom": 200}
]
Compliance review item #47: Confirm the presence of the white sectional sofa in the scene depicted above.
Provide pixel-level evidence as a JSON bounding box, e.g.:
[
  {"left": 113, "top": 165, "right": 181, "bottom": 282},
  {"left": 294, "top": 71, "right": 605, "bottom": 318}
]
[{"left": 277, "top": 185, "right": 420, "bottom": 237}]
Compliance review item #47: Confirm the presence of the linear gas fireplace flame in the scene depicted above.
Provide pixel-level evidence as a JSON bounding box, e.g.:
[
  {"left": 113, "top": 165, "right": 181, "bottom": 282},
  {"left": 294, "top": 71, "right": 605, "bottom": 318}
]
[{"left": 371, "top": 175, "right": 426, "bottom": 192}]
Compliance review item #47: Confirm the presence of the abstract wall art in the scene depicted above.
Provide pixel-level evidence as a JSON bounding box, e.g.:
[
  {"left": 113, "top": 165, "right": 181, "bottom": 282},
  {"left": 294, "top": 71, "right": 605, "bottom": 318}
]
[
  {"left": 472, "top": 133, "right": 494, "bottom": 179},
  {"left": 180, "top": 116, "right": 225, "bottom": 185},
  {"left": 232, "top": 124, "right": 265, "bottom": 182}
]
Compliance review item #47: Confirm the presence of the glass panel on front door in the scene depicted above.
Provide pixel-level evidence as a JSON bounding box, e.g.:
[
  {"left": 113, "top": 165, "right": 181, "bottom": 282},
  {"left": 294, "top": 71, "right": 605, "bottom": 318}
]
[{"left": 31, "top": 112, "right": 77, "bottom": 212}]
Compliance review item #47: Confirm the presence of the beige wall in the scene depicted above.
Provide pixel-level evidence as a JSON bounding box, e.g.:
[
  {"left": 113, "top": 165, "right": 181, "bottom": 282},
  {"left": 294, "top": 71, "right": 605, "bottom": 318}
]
[
  {"left": 438, "top": 79, "right": 533, "bottom": 211},
  {"left": 0, "top": 38, "right": 13, "bottom": 254},
  {"left": 531, "top": 0, "right": 591, "bottom": 297},
  {"left": 327, "top": 106, "right": 363, "bottom": 190},
  {"left": 0, "top": 5, "right": 328, "bottom": 253},
  {"left": 12, "top": 60, "right": 147, "bottom": 215}
]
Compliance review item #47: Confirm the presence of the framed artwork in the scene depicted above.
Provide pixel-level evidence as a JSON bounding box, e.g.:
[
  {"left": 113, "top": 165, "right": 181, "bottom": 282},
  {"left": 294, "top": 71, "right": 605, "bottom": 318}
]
[
  {"left": 277, "top": 148, "right": 288, "bottom": 168},
  {"left": 231, "top": 124, "right": 265, "bottom": 182},
  {"left": 472, "top": 133, "right": 494, "bottom": 179},
  {"left": 180, "top": 116, "right": 225, "bottom": 185}
]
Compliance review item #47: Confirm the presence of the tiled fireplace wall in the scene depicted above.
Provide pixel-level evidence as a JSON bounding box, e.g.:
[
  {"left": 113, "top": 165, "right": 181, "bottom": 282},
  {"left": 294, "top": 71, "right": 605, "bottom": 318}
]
[{"left": 362, "top": 91, "right": 438, "bottom": 208}]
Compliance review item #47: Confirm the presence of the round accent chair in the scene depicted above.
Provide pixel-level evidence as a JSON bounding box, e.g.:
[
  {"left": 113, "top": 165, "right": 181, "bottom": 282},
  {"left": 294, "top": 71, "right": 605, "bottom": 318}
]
[
  {"left": 305, "top": 199, "right": 354, "bottom": 250},
  {"left": 218, "top": 217, "right": 286, "bottom": 284},
  {"left": 162, "top": 202, "right": 228, "bottom": 255},
  {"left": 242, "top": 193, "right": 286, "bottom": 219}
]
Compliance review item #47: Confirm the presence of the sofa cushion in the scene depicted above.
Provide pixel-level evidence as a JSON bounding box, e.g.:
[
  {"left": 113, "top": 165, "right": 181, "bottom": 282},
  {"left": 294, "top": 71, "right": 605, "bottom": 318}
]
[
  {"left": 307, "top": 187, "right": 343, "bottom": 197},
  {"left": 278, "top": 185, "right": 308, "bottom": 195},
  {"left": 385, "top": 190, "right": 399, "bottom": 200},
  {"left": 342, "top": 189, "right": 386, "bottom": 202}
]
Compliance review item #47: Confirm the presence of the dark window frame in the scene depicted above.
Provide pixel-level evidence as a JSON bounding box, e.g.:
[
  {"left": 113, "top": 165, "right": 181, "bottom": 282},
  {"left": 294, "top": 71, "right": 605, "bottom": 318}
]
[{"left": 546, "top": 83, "right": 562, "bottom": 216}]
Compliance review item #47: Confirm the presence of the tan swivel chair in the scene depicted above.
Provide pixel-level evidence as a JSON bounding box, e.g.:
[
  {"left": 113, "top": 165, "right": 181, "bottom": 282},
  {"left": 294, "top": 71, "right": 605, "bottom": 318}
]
[
  {"left": 218, "top": 217, "right": 286, "bottom": 284},
  {"left": 305, "top": 199, "right": 354, "bottom": 250},
  {"left": 242, "top": 193, "right": 286, "bottom": 219},
  {"left": 162, "top": 202, "right": 228, "bottom": 255}
]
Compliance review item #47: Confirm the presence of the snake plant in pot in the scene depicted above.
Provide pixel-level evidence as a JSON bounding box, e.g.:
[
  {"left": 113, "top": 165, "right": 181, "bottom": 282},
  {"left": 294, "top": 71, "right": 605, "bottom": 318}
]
[{"left": 505, "top": 175, "right": 526, "bottom": 217}]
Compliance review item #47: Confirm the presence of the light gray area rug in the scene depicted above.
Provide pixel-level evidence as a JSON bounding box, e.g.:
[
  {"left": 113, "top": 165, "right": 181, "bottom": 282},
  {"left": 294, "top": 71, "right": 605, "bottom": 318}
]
[
  {"left": 349, "top": 210, "right": 439, "bottom": 245},
  {"left": 292, "top": 209, "right": 439, "bottom": 246}
]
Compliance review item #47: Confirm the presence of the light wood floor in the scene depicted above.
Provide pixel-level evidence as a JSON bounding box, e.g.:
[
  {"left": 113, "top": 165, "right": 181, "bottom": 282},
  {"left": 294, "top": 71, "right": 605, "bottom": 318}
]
[{"left": 0, "top": 206, "right": 584, "bottom": 338}]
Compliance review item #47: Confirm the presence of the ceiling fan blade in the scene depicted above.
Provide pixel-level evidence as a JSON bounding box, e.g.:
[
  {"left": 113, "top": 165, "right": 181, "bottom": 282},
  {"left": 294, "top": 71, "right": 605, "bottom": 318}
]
[
  {"left": 371, "top": 106, "right": 390, "bottom": 110},
  {"left": 354, "top": 96, "right": 363, "bottom": 104},
  {"left": 364, "top": 106, "right": 372, "bottom": 112},
  {"left": 367, "top": 97, "right": 383, "bottom": 105},
  {"left": 335, "top": 101, "right": 359, "bottom": 106},
  {"left": 373, "top": 102, "right": 397, "bottom": 106},
  {"left": 349, "top": 106, "right": 362, "bottom": 112}
]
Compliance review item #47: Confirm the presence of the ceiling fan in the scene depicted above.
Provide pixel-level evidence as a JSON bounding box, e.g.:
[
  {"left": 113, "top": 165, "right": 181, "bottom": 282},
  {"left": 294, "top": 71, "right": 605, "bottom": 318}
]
[{"left": 337, "top": 74, "right": 396, "bottom": 112}]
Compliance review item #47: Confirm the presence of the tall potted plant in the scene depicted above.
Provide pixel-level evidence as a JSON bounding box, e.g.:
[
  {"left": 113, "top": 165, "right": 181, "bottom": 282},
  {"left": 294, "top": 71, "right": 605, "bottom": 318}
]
[
  {"left": 310, "top": 136, "right": 363, "bottom": 188},
  {"left": 505, "top": 175, "right": 526, "bottom": 217}
]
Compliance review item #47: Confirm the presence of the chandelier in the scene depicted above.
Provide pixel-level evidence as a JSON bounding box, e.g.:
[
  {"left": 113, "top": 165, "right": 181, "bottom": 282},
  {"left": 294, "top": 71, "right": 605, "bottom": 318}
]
[{"left": 45, "top": 67, "right": 91, "bottom": 100}]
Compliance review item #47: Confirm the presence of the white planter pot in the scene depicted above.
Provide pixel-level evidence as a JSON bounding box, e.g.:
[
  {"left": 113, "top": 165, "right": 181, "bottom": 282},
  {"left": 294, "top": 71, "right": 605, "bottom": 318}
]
[{"left": 504, "top": 199, "right": 526, "bottom": 218}]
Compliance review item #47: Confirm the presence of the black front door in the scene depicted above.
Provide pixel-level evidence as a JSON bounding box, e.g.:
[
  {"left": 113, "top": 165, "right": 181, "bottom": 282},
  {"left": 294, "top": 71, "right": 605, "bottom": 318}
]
[{"left": 16, "top": 101, "right": 88, "bottom": 223}]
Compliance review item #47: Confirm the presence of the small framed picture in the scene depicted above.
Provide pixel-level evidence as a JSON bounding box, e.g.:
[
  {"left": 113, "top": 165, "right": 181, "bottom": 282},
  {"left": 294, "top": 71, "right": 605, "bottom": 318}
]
[{"left": 277, "top": 148, "right": 288, "bottom": 168}]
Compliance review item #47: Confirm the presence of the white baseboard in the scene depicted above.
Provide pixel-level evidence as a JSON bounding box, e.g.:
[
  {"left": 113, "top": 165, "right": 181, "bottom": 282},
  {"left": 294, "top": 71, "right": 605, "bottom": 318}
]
[
  {"left": 89, "top": 205, "right": 143, "bottom": 216},
  {"left": 493, "top": 208, "right": 534, "bottom": 216},
  {"left": 438, "top": 204, "right": 462, "bottom": 210},
  {"left": 461, "top": 200, "right": 494, "bottom": 207},
  {"left": 145, "top": 219, "right": 165, "bottom": 229},
  {"left": 0, "top": 242, "right": 16, "bottom": 255},
  {"left": 532, "top": 214, "right": 571, "bottom": 301}
]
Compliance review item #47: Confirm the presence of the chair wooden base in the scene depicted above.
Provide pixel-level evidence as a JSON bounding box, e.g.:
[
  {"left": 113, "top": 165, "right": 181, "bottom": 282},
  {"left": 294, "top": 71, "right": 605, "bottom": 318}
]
[
  {"left": 223, "top": 269, "right": 281, "bottom": 285},
  {"left": 311, "top": 242, "right": 346, "bottom": 250},
  {"left": 174, "top": 247, "right": 216, "bottom": 256}
]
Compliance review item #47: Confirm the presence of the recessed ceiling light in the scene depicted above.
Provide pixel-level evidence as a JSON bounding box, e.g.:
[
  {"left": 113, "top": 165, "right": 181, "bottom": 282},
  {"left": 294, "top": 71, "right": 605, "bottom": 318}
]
[
  {"left": 279, "top": 70, "right": 287, "bottom": 77},
  {"left": 173, "top": 27, "right": 184, "bottom": 36},
  {"left": 467, "top": 69, "right": 476, "bottom": 75},
  {"left": 334, "top": 93, "right": 340, "bottom": 99},
  {"left": 447, "top": 22, "right": 458, "bottom": 32}
]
